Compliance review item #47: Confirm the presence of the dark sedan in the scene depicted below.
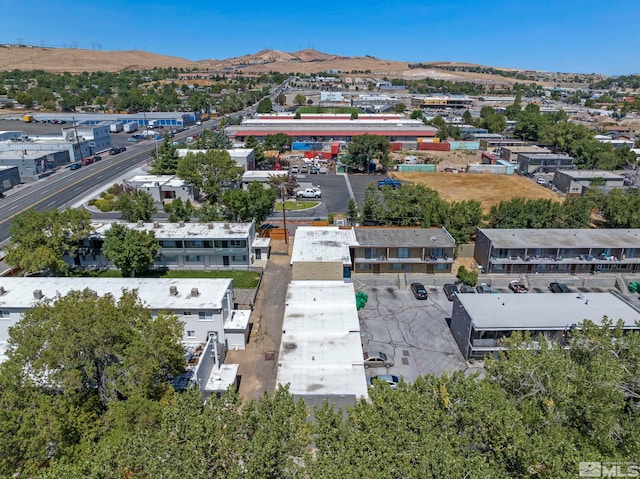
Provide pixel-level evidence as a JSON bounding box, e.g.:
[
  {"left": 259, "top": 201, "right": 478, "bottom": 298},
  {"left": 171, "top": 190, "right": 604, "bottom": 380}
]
[
  {"left": 443, "top": 283, "right": 457, "bottom": 301},
  {"left": 410, "top": 282, "right": 428, "bottom": 300}
]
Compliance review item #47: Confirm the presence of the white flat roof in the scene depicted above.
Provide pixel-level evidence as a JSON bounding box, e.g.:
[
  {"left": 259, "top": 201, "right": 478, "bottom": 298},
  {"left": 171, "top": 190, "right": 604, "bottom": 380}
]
[
  {"left": 90, "top": 221, "right": 254, "bottom": 240},
  {"left": 291, "top": 227, "right": 356, "bottom": 265},
  {"left": 277, "top": 281, "right": 368, "bottom": 398},
  {"left": 224, "top": 309, "right": 251, "bottom": 331},
  {"left": 0, "top": 150, "right": 62, "bottom": 159},
  {"left": 479, "top": 228, "right": 640, "bottom": 249},
  {"left": 205, "top": 363, "right": 239, "bottom": 393},
  {"left": 0, "top": 277, "right": 232, "bottom": 310},
  {"left": 242, "top": 170, "right": 287, "bottom": 180},
  {"left": 455, "top": 292, "right": 640, "bottom": 330}
]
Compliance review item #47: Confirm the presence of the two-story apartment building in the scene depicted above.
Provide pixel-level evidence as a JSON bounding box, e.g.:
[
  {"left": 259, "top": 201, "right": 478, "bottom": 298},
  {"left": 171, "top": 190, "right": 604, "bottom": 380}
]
[
  {"left": 450, "top": 292, "right": 640, "bottom": 360},
  {"left": 66, "top": 221, "right": 270, "bottom": 271},
  {"left": 352, "top": 227, "right": 456, "bottom": 274},
  {"left": 475, "top": 228, "right": 640, "bottom": 274}
]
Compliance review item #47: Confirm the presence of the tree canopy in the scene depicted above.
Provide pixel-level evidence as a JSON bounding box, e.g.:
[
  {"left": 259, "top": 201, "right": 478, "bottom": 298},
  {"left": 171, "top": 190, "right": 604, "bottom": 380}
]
[
  {"left": 220, "top": 181, "right": 277, "bottom": 223},
  {"left": 116, "top": 189, "right": 157, "bottom": 222},
  {"left": 487, "top": 197, "right": 592, "bottom": 229},
  {"left": 102, "top": 223, "right": 160, "bottom": 277},
  {"left": 5, "top": 208, "right": 92, "bottom": 275},
  {"left": 255, "top": 97, "right": 273, "bottom": 113},
  {"left": 150, "top": 134, "right": 178, "bottom": 175},
  {"left": 345, "top": 134, "right": 392, "bottom": 171},
  {"left": 176, "top": 149, "right": 244, "bottom": 203}
]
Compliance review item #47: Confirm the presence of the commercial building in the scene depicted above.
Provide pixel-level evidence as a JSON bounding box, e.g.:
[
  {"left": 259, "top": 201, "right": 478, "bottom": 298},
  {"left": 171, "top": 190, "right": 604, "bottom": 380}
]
[
  {"left": 499, "top": 145, "right": 551, "bottom": 163},
  {"left": 225, "top": 114, "right": 437, "bottom": 143},
  {"left": 65, "top": 221, "right": 270, "bottom": 270},
  {"left": 30, "top": 112, "right": 201, "bottom": 127},
  {"left": 352, "top": 227, "right": 455, "bottom": 274},
  {"left": 176, "top": 148, "right": 255, "bottom": 171},
  {"left": 0, "top": 165, "right": 20, "bottom": 193},
  {"left": 552, "top": 170, "right": 625, "bottom": 195},
  {"left": 276, "top": 280, "right": 368, "bottom": 409},
  {"left": 517, "top": 153, "right": 575, "bottom": 173},
  {"left": 0, "top": 149, "right": 69, "bottom": 180},
  {"left": 241, "top": 170, "right": 287, "bottom": 189},
  {"left": 450, "top": 292, "right": 640, "bottom": 360},
  {"left": 474, "top": 228, "right": 640, "bottom": 274},
  {"left": 123, "top": 175, "right": 199, "bottom": 203}
]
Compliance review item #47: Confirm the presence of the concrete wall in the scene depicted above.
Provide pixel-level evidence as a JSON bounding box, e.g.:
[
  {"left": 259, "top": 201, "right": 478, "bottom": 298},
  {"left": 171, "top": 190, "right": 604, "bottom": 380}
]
[
  {"left": 292, "top": 261, "right": 343, "bottom": 281},
  {"left": 449, "top": 297, "right": 472, "bottom": 360},
  {"left": 0, "top": 166, "right": 21, "bottom": 192}
]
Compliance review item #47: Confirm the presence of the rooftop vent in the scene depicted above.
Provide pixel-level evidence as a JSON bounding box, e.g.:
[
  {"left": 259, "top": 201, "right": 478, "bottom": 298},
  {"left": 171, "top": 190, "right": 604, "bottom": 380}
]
[
  {"left": 208, "top": 223, "right": 213, "bottom": 229},
  {"left": 33, "top": 289, "right": 43, "bottom": 300},
  {"left": 179, "top": 221, "right": 185, "bottom": 227},
  {"left": 0, "top": 286, "right": 5, "bottom": 295},
  {"left": 153, "top": 221, "right": 160, "bottom": 228},
  {"left": 430, "top": 236, "right": 437, "bottom": 241},
  {"left": 137, "top": 220, "right": 143, "bottom": 227},
  {"left": 170, "top": 286, "right": 178, "bottom": 296},
  {"left": 191, "top": 288, "right": 199, "bottom": 297}
]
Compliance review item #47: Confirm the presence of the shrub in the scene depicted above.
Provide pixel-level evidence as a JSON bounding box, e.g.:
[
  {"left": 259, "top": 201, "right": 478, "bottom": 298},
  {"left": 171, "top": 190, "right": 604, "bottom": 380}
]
[
  {"left": 457, "top": 265, "right": 478, "bottom": 286},
  {"left": 95, "top": 199, "right": 114, "bottom": 212},
  {"left": 88, "top": 199, "right": 97, "bottom": 206}
]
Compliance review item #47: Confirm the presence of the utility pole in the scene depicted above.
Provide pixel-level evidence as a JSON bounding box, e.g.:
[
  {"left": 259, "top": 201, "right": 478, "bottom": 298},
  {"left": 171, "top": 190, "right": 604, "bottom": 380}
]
[
  {"left": 72, "top": 116, "right": 82, "bottom": 161},
  {"left": 281, "top": 184, "right": 288, "bottom": 245}
]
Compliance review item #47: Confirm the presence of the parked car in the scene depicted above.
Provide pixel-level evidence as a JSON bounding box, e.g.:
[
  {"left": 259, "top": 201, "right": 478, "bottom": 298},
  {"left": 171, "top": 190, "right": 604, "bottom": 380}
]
[
  {"left": 509, "top": 280, "right": 529, "bottom": 293},
  {"left": 549, "top": 282, "right": 571, "bottom": 293},
  {"left": 443, "top": 283, "right": 457, "bottom": 301},
  {"left": 476, "top": 283, "right": 492, "bottom": 294},
  {"left": 378, "top": 178, "right": 401, "bottom": 189},
  {"left": 367, "top": 374, "right": 400, "bottom": 389},
  {"left": 69, "top": 162, "right": 82, "bottom": 170},
  {"left": 537, "top": 177, "right": 546, "bottom": 185},
  {"left": 410, "top": 282, "right": 428, "bottom": 300},
  {"left": 109, "top": 146, "right": 126, "bottom": 155},
  {"left": 92, "top": 155, "right": 102, "bottom": 162},
  {"left": 300, "top": 165, "right": 309, "bottom": 173},
  {"left": 319, "top": 166, "right": 327, "bottom": 174},
  {"left": 363, "top": 352, "right": 394, "bottom": 368},
  {"left": 458, "top": 285, "right": 476, "bottom": 294},
  {"left": 291, "top": 165, "right": 299, "bottom": 174},
  {"left": 81, "top": 157, "right": 94, "bottom": 166},
  {"left": 310, "top": 165, "right": 319, "bottom": 174},
  {"left": 296, "top": 188, "right": 321, "bottom": 198}
]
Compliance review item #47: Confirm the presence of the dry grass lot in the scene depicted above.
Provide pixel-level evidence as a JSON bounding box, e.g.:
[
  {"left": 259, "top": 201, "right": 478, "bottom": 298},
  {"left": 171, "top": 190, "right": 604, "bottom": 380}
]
[{"left": 392, "top": 172, "right": 563, "bottom": 213}]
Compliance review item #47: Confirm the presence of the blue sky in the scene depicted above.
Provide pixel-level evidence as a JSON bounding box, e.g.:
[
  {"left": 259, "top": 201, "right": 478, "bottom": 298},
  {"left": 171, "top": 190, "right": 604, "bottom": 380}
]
[{"left": 2, "top": 0, "right": 638, "bottom": 75}]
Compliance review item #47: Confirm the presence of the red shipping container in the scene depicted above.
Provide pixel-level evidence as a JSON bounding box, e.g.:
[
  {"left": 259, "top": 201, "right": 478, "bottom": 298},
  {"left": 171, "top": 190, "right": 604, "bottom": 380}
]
[
  {"left": 304, "top": 151, "right": 314, "bottom": 158},
  {"left": 390, "top": 142, "right": 402, "bottom": 151},
  {"left": 418, "top": 142, "right": 450, "bottom": 151},
  {"left": 321, "top": 152, "right": 332, "bottom": 159}
]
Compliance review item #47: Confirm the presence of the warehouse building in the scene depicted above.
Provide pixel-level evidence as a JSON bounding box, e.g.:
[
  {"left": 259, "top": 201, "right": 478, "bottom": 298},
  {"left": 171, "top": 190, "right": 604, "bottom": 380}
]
[
  {"left": 0, "top": 149, "right": 69, "bottom": 180},
  {"left": 0, "top": 165, "right": 21, "bottom": 192},
  {"left": 552, "top": 170, "right": 625, "bottom": 195},
  {"left": 450, "top": 292, "right": 640, "bottom": 360},
  {"left": 517, "top": 152, "right": 575, "bottom": 173}
]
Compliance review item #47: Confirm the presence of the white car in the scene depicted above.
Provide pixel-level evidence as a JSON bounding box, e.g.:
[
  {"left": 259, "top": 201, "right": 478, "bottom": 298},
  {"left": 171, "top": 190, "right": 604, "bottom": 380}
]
[
  {"left": 319, "top": 166, "right": 327, "bottom": 174},
  {"left": 363, "top": 352, "right": 394, "bottom": 368},
  {"left": 296, "top": 188, "right": 321, "bottom": 198},
  {"left": 291, "top": 165, "right": 299, "bottom": 174}
]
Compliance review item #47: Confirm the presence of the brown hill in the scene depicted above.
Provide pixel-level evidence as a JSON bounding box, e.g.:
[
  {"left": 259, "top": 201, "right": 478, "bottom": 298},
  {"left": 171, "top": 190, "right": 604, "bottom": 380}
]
[
  {"left": 291, "top": 49, "right": 339, "bottom": 62},
  {"left": 0, "top": 45, "right": 200, "bottom": 73}
]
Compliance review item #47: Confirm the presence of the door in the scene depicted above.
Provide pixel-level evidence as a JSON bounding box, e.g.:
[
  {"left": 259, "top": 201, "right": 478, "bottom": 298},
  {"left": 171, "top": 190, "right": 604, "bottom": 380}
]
[
  {"left": 256, "top": 249, "right": 262, "bottom": 260},
  {"left": 223, "top": 256, "right": 230, "bottom": 266}
]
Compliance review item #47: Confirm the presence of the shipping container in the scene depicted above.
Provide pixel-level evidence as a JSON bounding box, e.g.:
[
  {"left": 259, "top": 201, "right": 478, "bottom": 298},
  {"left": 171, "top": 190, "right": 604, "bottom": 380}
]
[
  {"left": 109, "top": 122, "right": 124, "bottom": 133},
  {"left": 398, "top": 164, "right": 437, "bottom": 173},
  {"left": 418, "top": 142, "right": 450, "bottom": 151},
  {"left": 390, "top": 142, "right": 402, "bottom": 152},
  {"left": 123, "top": 122, "right": 138, "bottom": 133},
  {"left": 448, "top": 140, "right": 480, "bottom": 150},
  {"left": 468, "top": 164, "right": 508, "bottom": 174}
]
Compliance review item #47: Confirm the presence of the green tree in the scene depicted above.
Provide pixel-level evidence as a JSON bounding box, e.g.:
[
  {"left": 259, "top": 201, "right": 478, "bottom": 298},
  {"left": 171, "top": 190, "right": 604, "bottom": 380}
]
[
  {"left": 345, "top": 134, "right": 391, "bottom": 171},
  {"left": 221, "top": 182, "right": 277, "bottom": 223},
  {"left": 462, "top": 109, "right": 474, "bottom": 124},
  {"left": 116, "top": 189, "right": 156, "bottom": 222},
  {"left": 263, "top": 133, "right": 292, "bottom": 153},
  {"left": 244, "top": 135, "right": 267, "bottom": 167},
  {"left": 276, "top": 93, "right": 286, "bottom": 105},
  {"left": 210, "top": 129, "right": 232, "bottom": 149},
  {"left": 163, "top": 197, "right": 194, "bottom": 223},
  {"left": 410, "top": 109, "right": 424, "bottom": 120},
  {"left": 456, "top": 265, "right": 478, "bottom": 285},
  {"left": 392, "top": 102, "right": 406, "bottom": 113},
  {"left": 102, "top": 223, "right": 160, "bottom": 277},
  {"left": 176, "top": 149, "right": 244, "bottom": 202},
  {"left": 293, "top": 94, "right": 306, "bottom": 106},
  {"left": 256, "top": 97, "right": 273, "bottom": 113},
  {"left": 346, "top": 197, "right": 360, "bottom": 225},
  {"left": 4, "top": 208, "right": 92, "bottom": 275},
  {"left": 0, "top": 288, "right": 184, "bottom": 475},
  {"left": 150, "top": 134, "right": 178, "bottom": 175}
]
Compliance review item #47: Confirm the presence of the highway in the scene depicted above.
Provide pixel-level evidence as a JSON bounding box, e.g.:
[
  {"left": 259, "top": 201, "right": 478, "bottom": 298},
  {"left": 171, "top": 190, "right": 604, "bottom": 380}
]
[{"left": 0, "top": 119, "right": 220, "bottom": 245}]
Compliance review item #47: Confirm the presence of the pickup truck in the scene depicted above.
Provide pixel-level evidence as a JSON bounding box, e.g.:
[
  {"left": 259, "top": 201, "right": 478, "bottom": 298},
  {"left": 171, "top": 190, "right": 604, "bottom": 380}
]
[
  {"left": 377, "top": 178, "right": 400, "bottom": 189},
  {"left": 296, "top": 188, "right": 322, "bottom": 198}
]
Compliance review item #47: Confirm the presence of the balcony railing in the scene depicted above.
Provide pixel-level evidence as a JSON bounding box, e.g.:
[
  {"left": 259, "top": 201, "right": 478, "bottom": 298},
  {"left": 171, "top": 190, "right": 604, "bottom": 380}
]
[
  {"left": 489, "top": 254, "right": 640, "bottom": 264},
  {"left": 355, "top": 255, "right": 454, "bottom": 264}
]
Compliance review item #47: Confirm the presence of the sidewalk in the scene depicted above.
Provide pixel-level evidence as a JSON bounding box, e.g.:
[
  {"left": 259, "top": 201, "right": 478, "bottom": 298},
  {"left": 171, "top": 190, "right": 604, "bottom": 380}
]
[{"left": 226, "top": 239, "right": 291, "bottom": 401}]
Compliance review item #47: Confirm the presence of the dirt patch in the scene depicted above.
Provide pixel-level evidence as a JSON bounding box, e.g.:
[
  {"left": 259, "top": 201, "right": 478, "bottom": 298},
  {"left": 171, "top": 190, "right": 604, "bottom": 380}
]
[{"left": 392, "top": 172, "right": 563, "bottom": 213}]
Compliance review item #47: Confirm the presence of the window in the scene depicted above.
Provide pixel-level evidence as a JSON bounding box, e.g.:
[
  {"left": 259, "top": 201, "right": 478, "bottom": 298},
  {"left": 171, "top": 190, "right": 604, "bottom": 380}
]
[
  {"left": 199, "top": 312, "right": 213, "bottom": 320},
  {"left": 204, "top": 240, "right": 213, "bottom": 248},
  {"left": 0, "top": 311, "right": 10, "bottom": 319},
  {"left": 187, "top": 330, "right": 195, "bottom": 338},
  {"left": 435, "top": 263, "right": 449, "bottom": 271},
  {"left": 390, "top": 263, "right": 403, "bottom": 270},
  {"left": 357, "top": 263, "right": 371, "bottom": 271},
  {"left": 397, "top": 247, "right": 409, "bottom": 259},
  {"left": 160, "top": 255, "right": 178, "bottom": 264},
  {"left": 364, "top": 248, "right": 377, "bottom": 259},
  {"left": 186, "top": 255, "right": 201, "bottom": 263},
  {"left": 185, "top": 240, "right": 203, "bottom": 248},
  {"left": 183, "top": 311, "right": 192, "bottom": 316},
  {"left": 230, "top": 239, "right": 246, "bottom": 248},
  {"left": 232, "top": 255, "right": 247, "bottom": 262},
  {"left": 214, "top": 240, "right": 228, "bottom": 248}
]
